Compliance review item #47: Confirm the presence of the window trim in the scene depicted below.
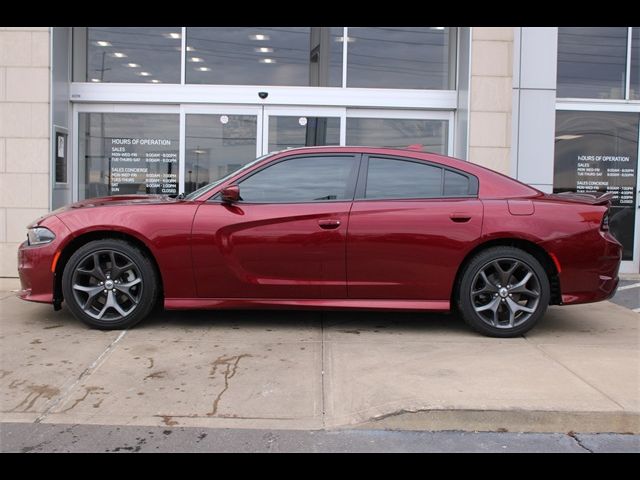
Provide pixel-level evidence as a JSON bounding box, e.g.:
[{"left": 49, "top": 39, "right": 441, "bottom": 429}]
[
  {"left": 208, "top": 153, "right": 362, "bottom": 205},
  {"left": 355, "top": 154, "right": 478, "bottom": 201}
]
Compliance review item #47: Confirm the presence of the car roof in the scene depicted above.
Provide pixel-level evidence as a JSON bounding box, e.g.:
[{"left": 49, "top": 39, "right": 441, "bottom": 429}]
[{"left": 267, "top": 146, "right": 541, "bottom": 199}]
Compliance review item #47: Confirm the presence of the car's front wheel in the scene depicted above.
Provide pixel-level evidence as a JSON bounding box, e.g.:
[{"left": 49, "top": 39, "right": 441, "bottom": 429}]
[
  {"left": 457, "top": 246, "right": 550, "bottom": 337},
  {"left": 62, "top": 239, "right": 159, "bottom": 330}
]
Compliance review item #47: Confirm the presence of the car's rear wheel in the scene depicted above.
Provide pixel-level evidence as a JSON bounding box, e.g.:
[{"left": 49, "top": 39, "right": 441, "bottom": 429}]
[
  {"left": 62, "top": 239, "right": 158, "bottom": 330},
  {"left": 457, "top": 246, "right": 550, "bottom": 337}
]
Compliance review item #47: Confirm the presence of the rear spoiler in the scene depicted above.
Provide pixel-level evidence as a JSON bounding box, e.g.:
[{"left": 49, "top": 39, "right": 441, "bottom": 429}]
[{"left": 554, "top": 191, "right": 614, "bottom": 206}]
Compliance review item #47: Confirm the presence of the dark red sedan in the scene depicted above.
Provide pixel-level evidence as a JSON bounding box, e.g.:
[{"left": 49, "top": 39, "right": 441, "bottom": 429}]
[{"left": 17, "top": 147, "right": 622, "bottom": 337}]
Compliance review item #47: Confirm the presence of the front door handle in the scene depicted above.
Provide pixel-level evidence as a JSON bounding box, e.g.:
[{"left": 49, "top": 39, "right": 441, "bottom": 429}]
[
  {"left": 318, "top": 219, "right": 341, "bottom": 230},
  {"left": 450, "top": 213, "right": 472, "bottom": 223}
]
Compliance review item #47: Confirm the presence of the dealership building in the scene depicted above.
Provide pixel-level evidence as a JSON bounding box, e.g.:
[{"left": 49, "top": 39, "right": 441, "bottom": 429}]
[{"left": 0, "top": 26, "right": 638, "bottom": 277}]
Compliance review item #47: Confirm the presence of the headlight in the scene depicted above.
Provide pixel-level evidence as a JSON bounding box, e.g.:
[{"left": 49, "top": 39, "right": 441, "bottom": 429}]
[{"left": 27, "top": 227, "right": 56, "bottom": 246}]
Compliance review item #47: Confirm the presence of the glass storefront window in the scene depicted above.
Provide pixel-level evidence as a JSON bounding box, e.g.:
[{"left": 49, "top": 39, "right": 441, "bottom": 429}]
[
  {"left": 186, "top": 27, "right": 343, "bottom": 87},
  {"left": 631, "top": 28, "right": 640, "bottom": 100},
  {"left": 557, "top": 27, "right": 628, "bottom": 99},
  {"left": 346, "top": 118, "right": 448, "bottom": 154},
  {"left": 185, "top": 114, "right": 258, "bottom": 194},
  {"left": 268, "top": 116, "right": 340, "bottom": 153},
  {"left": 553, "top": 111, "right": 639, "bottom": 260},
  {"left": 77, "top": 27, "right": 182, "bottom": 84},
  {"left": 78, "top": 113, "right": 180, "bottom": 199},
  {"left": 346, "top": 27, "right": 455, "bottom": 90}
]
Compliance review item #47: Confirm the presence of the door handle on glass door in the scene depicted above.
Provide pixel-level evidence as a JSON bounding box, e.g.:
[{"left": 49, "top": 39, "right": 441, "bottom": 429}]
[
  {"left": 318, "top": 219, "right": 341, "bottom": 229},
  {"left": 449, "top": 213, "right": 472, "bottom": 223}
]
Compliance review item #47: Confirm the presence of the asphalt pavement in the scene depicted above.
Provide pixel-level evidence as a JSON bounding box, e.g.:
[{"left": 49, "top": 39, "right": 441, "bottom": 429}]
[
  {"left": 1, "top": 422, "right": 638, "bottom": 453},
  {"left": 611, "top": 278, "right": 640, "bottom": 313}
]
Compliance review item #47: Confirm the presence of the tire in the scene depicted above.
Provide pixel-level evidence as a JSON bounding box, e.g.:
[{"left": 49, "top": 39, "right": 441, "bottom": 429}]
[
  {"left": 62, "top": 239, "right": 159, "bottom": 330},
  {"left": 456, "top": 246, "right": 550, "bottom": 338}
]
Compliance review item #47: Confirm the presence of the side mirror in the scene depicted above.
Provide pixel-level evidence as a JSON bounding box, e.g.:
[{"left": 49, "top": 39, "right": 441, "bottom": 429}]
[{"left": 220, "top": 185, "right": 240, "bottom": 203}]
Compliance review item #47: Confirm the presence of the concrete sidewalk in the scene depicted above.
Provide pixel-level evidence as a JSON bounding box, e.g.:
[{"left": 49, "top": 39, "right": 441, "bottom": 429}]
[{"left": 1, "top": 279, "right": 638, "bottom": 434}]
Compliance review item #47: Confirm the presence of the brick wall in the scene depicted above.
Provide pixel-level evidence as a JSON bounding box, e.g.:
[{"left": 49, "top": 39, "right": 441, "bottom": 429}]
[{"left": 0, "top": 27, "right": 50, "bottom": 277}]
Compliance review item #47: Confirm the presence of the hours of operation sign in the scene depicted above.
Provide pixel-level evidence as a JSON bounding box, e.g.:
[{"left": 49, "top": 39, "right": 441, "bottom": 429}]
[
  {"left": 553, "top": 111, "right": 639, "bottom": 261},
  {"left": 109, "top": 137, "right": 178, "bottom": 195}
]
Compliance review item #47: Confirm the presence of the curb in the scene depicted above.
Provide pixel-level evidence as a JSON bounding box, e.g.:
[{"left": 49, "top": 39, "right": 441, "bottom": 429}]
[{"left": 352, "top": 409, "right": 640, "bottom": 434}]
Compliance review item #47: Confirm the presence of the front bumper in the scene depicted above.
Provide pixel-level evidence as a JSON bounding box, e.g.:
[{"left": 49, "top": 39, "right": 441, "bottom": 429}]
[{"left": 17, "top": 215, "right": 71, "bottom": 304}]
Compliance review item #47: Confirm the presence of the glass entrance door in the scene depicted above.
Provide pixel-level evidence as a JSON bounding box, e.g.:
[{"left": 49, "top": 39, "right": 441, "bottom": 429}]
[
  {"left": 182, "top": 105, "right": 345, "bottom": 194},
  {"left": 262, "top": 106, "right": 344, "bottom": 154}
]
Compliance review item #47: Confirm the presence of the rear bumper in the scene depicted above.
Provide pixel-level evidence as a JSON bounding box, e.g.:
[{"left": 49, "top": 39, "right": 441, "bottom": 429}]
[{"left": 554, "top": 231, "right": 622, "bottom": 305}]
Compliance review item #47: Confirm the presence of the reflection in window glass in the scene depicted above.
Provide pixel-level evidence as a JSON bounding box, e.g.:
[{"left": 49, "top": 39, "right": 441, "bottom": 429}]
[
  {"left": 186, "top": 27, "right": 343, "bottom": 86},
  {"left": 239, "top": 156, "right": 356, "bottom": 202},
  {"left": 268, "top": 116, "right": 340, "bottom": 153},
  {"left": 631, "top": 28, "right": 640, "bottom": 100},
  {"left": 554, "top": 111, "right": 639, "bottom": 260},
  {"left": 444, "top": 170, "right": 470, "bottom": 196},
  {"left": 557, "top": 27, "right": 628, "bottom": 99},
  {"left": 185, "top": 114, "right": 257, "bottom": 194},
  {"left": 346, "top": 118, "right": 448, "bottom": 154},
  {"left": 347, "top": 27, "right": 454, "bottom": 90},
  {"left": 366, "top": 158, "right": 443, "bottom": 199},
  {"left": 78, "top": 113, "right": 179, "bottom": 200},
  {"left": 84, "top": 27, "right": 181, "bottom": 83}
]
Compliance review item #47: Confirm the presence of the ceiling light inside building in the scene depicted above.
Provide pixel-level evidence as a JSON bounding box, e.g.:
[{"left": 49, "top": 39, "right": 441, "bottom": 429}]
[
  {"left": 95, "top": 41, "right": 112, "bottom": 47},
  {"left": 259, "top": 58, "right": 275, "bottom": 64},
  {"left": 164, "top": 32, "right": 181, "bottom": 39},
  {"left": 186, "top": 46, "right": 195, "bottom": 52},
  {"left": 249, "top": 34, "right": 270, "bottom": 41},
  {"left": 138, "top": 71, "right": 151, "bottom": 76},
  {"left": 335, "top": 36, "right": 355, "bottom": 43},
  {"left": 197, "top": 66, "right": 211, "bottom": 71},
  {"left": 189, "top": 57, "right": 204, "bottom": 62},
  {"left": 255, "top": 47, "right": 274, "bottom": 53},
  {"left": 111, "top": 52, "right": 127, "bottom": 58},
  {"left": 126, "top": 63, "right": 140, "bottom": 68},
  {"left": 90, "top": 78, "right": 101, "bottom": 82},
  {"left": 430, "top": 27, "right": 446, "bottom": 30},
  {"left": 150, "top": 79, "right": 161, "bottom": 83}
]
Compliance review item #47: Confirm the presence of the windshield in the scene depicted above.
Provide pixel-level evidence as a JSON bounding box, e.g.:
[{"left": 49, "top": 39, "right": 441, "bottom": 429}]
[{"left": 184, "top": 153, "right": 275, "bottom": 201}]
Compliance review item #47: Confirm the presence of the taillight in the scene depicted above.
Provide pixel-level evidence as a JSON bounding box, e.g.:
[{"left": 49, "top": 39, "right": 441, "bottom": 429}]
[{"left": 601, "top": 209, "right": 610, "bottom": 231}]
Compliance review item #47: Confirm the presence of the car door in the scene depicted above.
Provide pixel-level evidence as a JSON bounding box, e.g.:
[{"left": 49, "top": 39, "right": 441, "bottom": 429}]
[
  {"left": 192, "top": 154, "right": 360, "bottom": 299},
  {"left": 346, "top": 155, "right": 483, "bottom": 301}
]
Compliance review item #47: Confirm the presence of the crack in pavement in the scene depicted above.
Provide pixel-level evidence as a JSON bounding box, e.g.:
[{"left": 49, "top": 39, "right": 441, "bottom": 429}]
[
  {"left": 568, "top": 431, "right": 594, "bottom": 453},
  {"left": 207, "top": 354, "right": 252, "bottom": 416}
]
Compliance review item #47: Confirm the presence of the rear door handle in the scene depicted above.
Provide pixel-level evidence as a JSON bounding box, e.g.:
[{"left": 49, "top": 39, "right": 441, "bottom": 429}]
[
  {"left": 449, "top": 213, "right": 472, "bottom": 223},
  {"left": 318, "top": 219, "right": 341, "bottom": 230}
]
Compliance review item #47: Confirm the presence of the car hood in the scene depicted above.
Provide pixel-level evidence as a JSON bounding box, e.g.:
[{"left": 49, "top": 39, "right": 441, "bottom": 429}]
[{"left": 31, "top": 195, "right": 181, "bottom": 227}]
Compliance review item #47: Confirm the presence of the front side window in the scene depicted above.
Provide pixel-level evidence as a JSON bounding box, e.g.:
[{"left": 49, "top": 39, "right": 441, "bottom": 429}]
[
  {"left": 238, "top": 156, "right": 356, "bottom": 203},
  {"left": 365, "top": 157, "right": 443, "bottom": 199}
]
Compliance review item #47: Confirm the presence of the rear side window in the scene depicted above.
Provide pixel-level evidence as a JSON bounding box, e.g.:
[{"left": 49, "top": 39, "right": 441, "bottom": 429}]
[
  {"left": 366, "top": 157, "right": 443, "bottom": 199},
  {"left": 444, "top": 169, "right": 470, "bottom": 196}
]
